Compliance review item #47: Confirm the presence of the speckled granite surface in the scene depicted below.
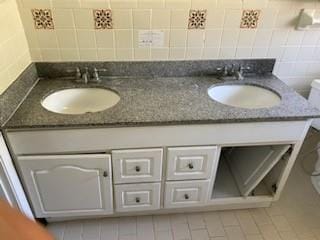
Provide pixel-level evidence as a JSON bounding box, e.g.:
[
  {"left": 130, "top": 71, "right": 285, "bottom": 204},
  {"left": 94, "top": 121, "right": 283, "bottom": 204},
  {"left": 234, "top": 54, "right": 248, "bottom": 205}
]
[
  {"left": 5, "top": 74, "right": 320, "bottom": 129},
  {"left": 36, "top": 59, "right": 275, "bottom": 78},
  {"left": 0, "top": 63, "right": 38, "bottom": 127}
]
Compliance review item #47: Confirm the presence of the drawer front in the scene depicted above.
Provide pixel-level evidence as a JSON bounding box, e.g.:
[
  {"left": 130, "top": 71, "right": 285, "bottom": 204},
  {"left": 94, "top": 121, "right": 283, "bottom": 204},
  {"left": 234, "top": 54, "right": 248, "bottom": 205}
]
[
  {"left": 164, "top": 180, "right": 210, "bottom": 208},
  {"left": 166, "top": 146, "right": 218, "bottom": 180},
  {"left": 114, "top": 183, "right": 161, "bottom": 212},
  {"left": 112, "top": 148, "right": 163, "bottom": 184}
]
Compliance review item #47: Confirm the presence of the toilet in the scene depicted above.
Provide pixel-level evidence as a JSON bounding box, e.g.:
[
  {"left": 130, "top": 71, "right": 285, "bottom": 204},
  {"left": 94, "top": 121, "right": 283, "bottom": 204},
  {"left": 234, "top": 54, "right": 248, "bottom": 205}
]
[{"left": 308, "top": 79, "right": 320, "bottom": 194}]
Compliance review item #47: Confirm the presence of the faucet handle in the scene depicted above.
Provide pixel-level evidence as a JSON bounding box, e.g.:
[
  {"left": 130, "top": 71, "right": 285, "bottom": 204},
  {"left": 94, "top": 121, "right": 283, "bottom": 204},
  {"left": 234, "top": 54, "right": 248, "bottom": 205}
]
[
  {"left": 216, "top": 66, "right": 228, "bottom": 76},
  {"left": 91, "top": 68, "right": 107, "bottom": 83},
  {"left": 65, "top": 67, "right": 81, "bottom": 80},
  {"left": 92, "top": 68, "right": 100, "bottom": 83},
  {"left": 83, "top": 67, "right": 89, "bottom": 73},
  {"left": 94, "top": 68, "right": 107, "bottom": 73},
  {"left": 239, "top": 65, "right": 251, "bottom": 72}
]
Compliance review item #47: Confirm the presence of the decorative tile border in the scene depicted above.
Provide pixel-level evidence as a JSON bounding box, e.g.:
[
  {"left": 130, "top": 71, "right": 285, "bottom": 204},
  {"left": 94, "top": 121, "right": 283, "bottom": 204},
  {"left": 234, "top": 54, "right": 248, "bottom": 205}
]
[
  {"left": 240, "top": 9, "right": 261, "bottom": 29},
  {"left": 29, "top": 8, "right": 262, "bottom": 31},
  {"left": 93, "top": 9, "right": 113, "bottom": 29},
  {"left": 188, "top": 9, "right": 207, "bottom": 29},
  {"left": 31, "top": 9, "right": 54, "bottom": 29}
]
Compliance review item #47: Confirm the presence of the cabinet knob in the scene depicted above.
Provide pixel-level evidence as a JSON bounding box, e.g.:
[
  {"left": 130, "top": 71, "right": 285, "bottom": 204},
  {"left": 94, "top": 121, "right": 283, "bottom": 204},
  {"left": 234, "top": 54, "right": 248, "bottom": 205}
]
[
  {"left": 184, "top": 194, "right": 189, "bottom": 200},
  {"left": 103, "top": 171, "right": 108, "bottom": 177},
  {"left": 188, "top": 163, "right": 194, "bottom": 169},
  {"left": 135, "top": 166, "right": 141, "bottom": 172},
  {"left": 135, "top": 197, "right": 140, "bottom": 203}
]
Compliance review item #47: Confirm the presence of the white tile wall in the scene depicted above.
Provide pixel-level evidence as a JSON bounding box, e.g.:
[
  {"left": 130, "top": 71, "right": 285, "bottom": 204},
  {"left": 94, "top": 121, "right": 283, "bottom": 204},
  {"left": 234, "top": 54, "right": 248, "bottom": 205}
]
[
  {"left": 13, "top": 0, "right": 320, "bottom": 94},
  {"left": 0, "top": 0, "right": 31, "bottom": 94}
]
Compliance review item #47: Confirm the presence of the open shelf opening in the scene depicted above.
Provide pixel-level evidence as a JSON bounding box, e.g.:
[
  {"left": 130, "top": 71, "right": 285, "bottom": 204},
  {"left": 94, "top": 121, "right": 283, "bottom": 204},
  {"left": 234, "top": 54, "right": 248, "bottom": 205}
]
[{"left": 212, "top": 144, "right": 292, "bottom": 200}]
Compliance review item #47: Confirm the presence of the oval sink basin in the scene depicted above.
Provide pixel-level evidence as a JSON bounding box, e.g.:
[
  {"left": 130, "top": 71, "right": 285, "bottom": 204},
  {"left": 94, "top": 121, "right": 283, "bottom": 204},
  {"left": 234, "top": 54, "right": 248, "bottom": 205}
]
[
  {"left": 208, "top": 85, "right": 281, "bottom": 109},
  {"left": 42, "top": 88, "right": 120, "bottom": 114}
]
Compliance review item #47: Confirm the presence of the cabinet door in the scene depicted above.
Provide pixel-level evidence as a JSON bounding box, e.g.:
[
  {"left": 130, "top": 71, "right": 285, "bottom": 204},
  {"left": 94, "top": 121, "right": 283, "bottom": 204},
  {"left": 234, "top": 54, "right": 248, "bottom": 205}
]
[
  {"left": 17, "top": 154, "right": 113, "bottom": 218},
  {"left": 226, "top": 145, "right": 290, "bottom": 196}
]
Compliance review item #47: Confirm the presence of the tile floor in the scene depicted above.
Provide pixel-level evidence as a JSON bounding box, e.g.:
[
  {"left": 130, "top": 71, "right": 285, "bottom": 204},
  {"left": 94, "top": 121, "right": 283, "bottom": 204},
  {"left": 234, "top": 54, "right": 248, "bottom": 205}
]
[{"left": 47, "top": 128, "right": 320, "bottom": 240}]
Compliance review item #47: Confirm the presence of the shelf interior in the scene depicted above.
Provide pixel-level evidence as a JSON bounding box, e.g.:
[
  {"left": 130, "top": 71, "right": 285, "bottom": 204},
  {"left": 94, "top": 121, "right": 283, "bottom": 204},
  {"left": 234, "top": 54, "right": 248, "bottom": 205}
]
[{"left": 211, "top": 149, "right": 279, "bottom": 200}]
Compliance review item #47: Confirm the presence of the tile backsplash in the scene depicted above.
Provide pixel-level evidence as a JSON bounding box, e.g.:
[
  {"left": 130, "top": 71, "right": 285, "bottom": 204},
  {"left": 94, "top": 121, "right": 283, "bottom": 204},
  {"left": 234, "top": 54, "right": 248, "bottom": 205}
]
[
  {"left": 0, "top": 0, "right": 31, "bottom": 94},
  {"left": 15, "top": 0, "right": 320, "bottom": 95}
]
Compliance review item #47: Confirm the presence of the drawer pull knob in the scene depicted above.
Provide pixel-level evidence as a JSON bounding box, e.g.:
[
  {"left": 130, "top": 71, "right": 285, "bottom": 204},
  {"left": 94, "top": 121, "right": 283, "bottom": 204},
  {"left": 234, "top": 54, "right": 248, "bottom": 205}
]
[
  {"left": 184, "top": 194, "right": 189, "bottom": 200},
  {"left": 188, "top": 163, "right": 194, "bottom": 169},
  {"left": 103, "top": 171, "right": 108, "bottom": 177},
  {"left": 135, "top": 166, "right": 141, "bottom": 172},
  {"left": 135, "top": 197, "right": 140, "bottom": 203}
]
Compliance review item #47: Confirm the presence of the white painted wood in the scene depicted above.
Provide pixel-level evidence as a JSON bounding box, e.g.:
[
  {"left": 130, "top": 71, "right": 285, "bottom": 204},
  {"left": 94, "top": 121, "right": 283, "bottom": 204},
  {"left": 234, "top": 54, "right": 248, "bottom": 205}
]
[
  {"left": 272, "top": 120, "right": 312, "bottom": 201},
  {"left": 114, "top": 183, "right": 161, "bottom": 212},
  {"left": 212, "top": 159, "right": 272, "bottom": 199},
  {"left": 164, "top": 180, "right": 210, "bottom": 208},
  {"left": 6, "top": 121, "right": 308, "bottom": 155},
  {"left": 3, "top": 120, "right": 312, "bottom": 219},
  {"left": 226, "top": 145, "right": 290, "bottom": 196},
  {"left": 212, "top": 156, "right": 241, "bottom": 199},
  {"left": 0, "top": 162, "right": 17, "bottom": 206},
  {"left": 17, "top": 154, "right": 113, "bottom": 218},
  {"left": 206, "top": 146, "right": 221, "bottom": 209},
  {"left": 112, "top": 148, "right": 163, "bottom": 184},
  {"left": 263, "top": 155, "right": 289, "bottom": 195},
  {"left": 0, "top": 133, "right": 34, "bottom": 219},
  {"left": 166, "top": 146, "right": 218, "bottom": 181}
]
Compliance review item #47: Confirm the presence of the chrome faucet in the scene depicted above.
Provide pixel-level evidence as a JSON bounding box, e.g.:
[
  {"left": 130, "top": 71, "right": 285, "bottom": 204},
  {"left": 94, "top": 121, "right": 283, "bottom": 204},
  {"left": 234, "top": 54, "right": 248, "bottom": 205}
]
[
  {"left": 234, "top": 66, "right": 245, "bottom": 81},
  {"left": 67, "top": 67, "right": 107, "bottom": 84},
  {"left": 92, "top": 68, "right": 107, "bottom": 83},
  {"left": 216, "top": 65, "right": 250, "bottom": 81},
  {"left": 81, "top": 67, "right": 90, "bottom": 84},
  {"left": 65, "top": 67, "right": 81, "bottom": 80}
]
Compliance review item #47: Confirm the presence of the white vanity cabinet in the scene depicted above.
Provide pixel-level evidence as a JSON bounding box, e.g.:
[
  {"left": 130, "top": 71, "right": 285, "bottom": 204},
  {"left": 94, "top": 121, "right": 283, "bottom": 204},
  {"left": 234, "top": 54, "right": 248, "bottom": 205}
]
[
  {"left": 17, "top": 154, "right": 113, "bottom": 218},
  {"left": 6, "top": 121, "right": 312, "bottom": 220}
]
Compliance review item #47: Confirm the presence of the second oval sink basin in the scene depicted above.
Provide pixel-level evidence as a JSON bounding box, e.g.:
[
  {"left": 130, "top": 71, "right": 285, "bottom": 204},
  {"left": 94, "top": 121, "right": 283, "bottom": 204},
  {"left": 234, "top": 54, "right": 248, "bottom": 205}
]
[
  {"left": 42, "top": 88, "right": 120, "bottom": 114},
  {"left": 208, "top": 84, "right": 281, "bottom": 109}
]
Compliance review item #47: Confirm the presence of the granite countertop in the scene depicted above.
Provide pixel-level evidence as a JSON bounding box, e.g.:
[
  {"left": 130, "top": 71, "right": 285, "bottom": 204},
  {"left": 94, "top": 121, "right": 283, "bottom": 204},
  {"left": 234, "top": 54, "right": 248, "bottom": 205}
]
[{"left": 4, "top": 73, "right": 320, "bottom": 130}]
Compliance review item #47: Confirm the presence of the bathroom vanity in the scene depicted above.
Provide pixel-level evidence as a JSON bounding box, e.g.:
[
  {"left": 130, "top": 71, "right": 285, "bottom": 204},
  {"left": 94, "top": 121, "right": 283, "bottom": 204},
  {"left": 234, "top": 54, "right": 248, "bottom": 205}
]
[
  {"left": 6, "top": 121, "right": 310, "bottom": 220},
  {"left": 2, "top": 60, "right": 320, "bottom": 221}
]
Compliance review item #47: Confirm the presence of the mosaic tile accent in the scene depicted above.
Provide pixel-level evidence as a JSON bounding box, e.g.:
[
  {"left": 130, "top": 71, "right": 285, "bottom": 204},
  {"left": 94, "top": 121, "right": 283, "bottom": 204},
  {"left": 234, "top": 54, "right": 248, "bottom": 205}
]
[
  {"left": 240, "top": 9, "right": 261, "bottom": 29},
  {"left": 31, "top": 9, "right": 54, "bottom": 30},
  {"left": 93, "top": 9, "right": 113, "bottom": 29},
  {"left": 188, "top": 10, "right": 207, "bottom": 29}
]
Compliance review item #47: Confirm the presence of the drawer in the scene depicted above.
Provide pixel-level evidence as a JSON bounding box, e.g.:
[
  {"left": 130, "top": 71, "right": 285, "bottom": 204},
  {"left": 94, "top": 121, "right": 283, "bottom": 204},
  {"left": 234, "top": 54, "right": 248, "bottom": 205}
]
[
  {"left": 112, "top": 148, "right": 163, "bottom": 184},
  {"left": 114, "top": 183, "right": 161, "bottom": 212},
  {"left": 166, "top": 146, "right": 218, "bottom": 180},
  {"left": 164, "top": 180, "right": 210, "bottom": 208}
]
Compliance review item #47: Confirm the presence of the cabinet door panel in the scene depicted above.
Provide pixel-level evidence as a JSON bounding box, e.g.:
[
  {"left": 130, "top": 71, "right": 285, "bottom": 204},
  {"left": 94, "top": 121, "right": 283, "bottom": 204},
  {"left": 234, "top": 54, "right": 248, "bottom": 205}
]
[
  {"left": 17, "top": 154, "right": 113, "bottom": 218},
  {"left": 226, "top": 145, "right": 290, "bottom": 196}
]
